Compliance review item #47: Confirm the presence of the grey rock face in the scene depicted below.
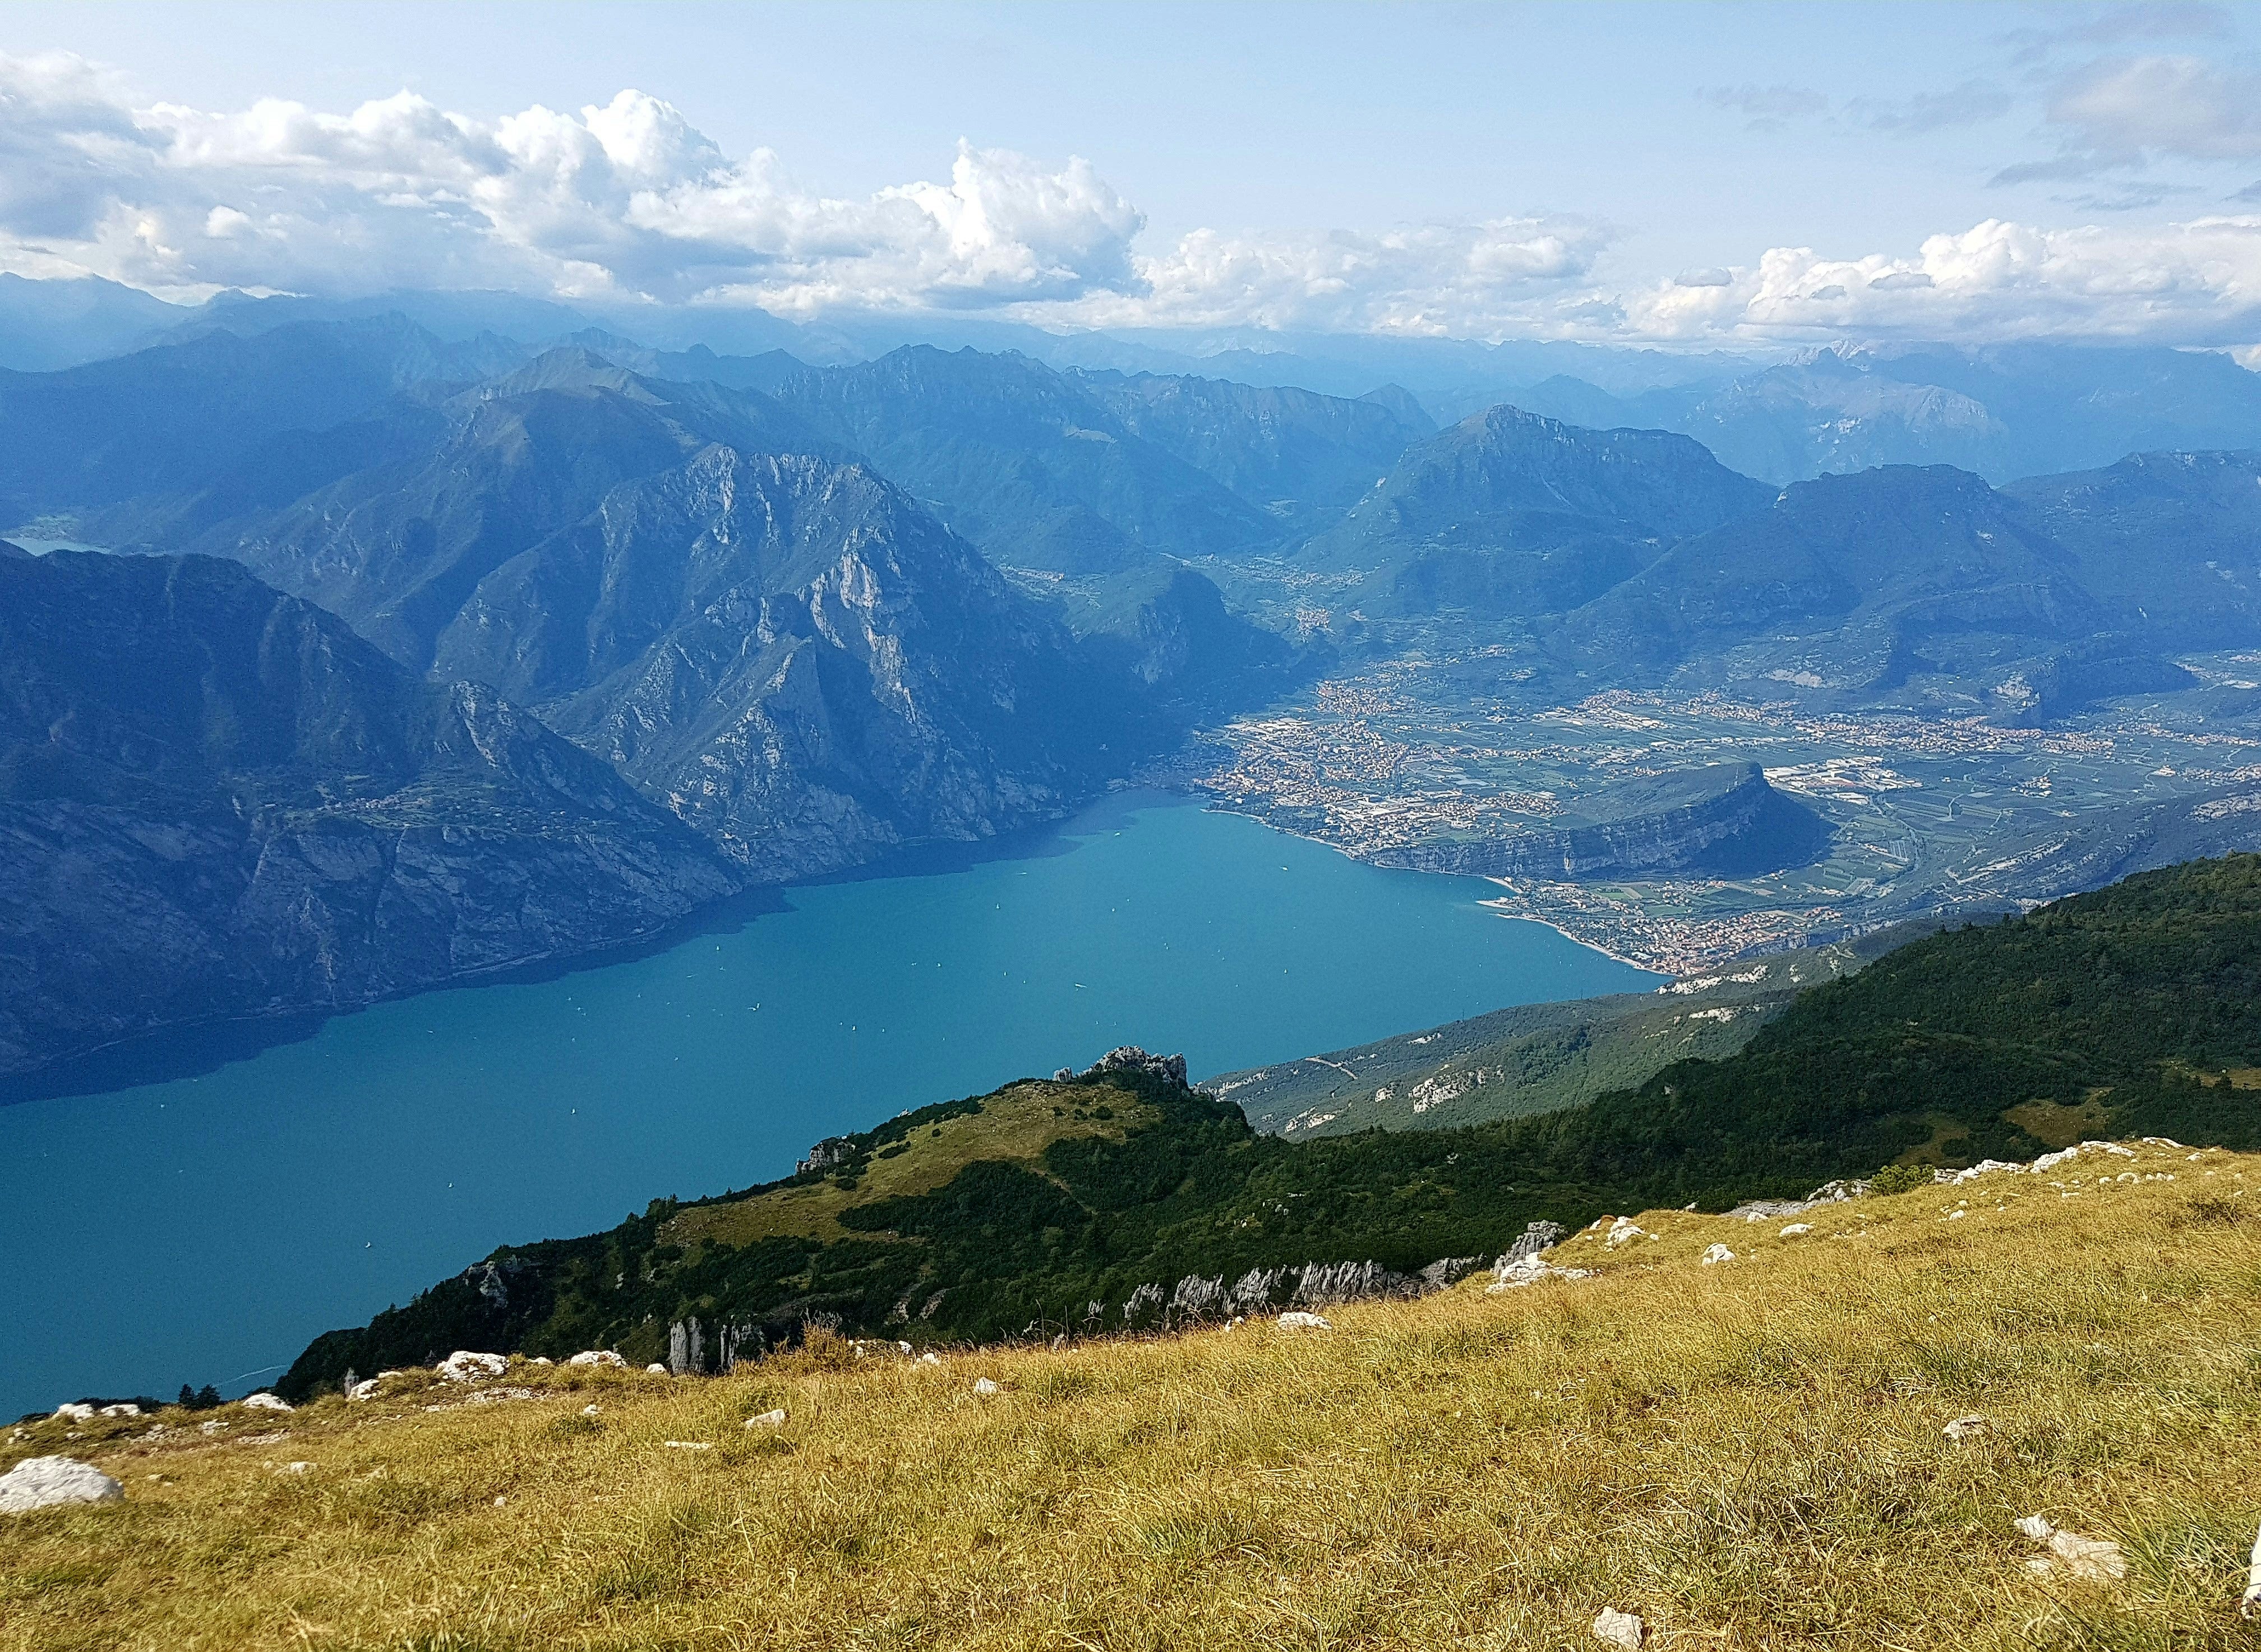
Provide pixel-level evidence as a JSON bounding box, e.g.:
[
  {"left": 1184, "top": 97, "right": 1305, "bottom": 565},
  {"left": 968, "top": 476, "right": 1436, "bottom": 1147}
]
[
  {"left": 1505, "top": 1220, "right": 1569, "bottom": 1259},
  {"left": 1074, "top": 1046, "right": 1191, "bottom": 1089},
  {"left": 798, "top": 1138, "right": 855, "bottom": 1175},
  {"left": 667, "top": 1315, "right": 767, "bottom": 1375},
  {"left": 508, "top": 449, "right": 1125, "bottom": 880},
  {"left": 1119, "top": 1255, "right": 1435, "bottom": 1330},
  {"left": 0, "top": 1456, "right": 123, "bottom": 1514},
  {"left": 188, "top": 356, "right": 1163, "bottom": 887}
]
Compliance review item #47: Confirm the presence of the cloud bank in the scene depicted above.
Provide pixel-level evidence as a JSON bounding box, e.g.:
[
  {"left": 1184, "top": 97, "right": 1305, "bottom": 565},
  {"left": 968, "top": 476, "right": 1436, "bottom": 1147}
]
[{"left": 4, "top": 50, "right": 2261, "bottom": 347}]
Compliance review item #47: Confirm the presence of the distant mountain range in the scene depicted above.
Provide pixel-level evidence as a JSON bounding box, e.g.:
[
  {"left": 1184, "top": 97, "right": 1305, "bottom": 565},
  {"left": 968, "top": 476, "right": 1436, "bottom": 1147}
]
[
  {"left": 7, "top": 295, "right": 2261, "bottom": 1073},
  {"left": 1302, "top": 404, "right": 1772, "bottom": 617}
]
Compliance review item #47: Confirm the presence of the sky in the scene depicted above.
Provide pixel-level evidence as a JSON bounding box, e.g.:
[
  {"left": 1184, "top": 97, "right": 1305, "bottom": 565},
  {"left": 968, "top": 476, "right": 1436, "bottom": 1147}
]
[{"left": 3, "top": 0, "right": 2261, "bottom": 345}]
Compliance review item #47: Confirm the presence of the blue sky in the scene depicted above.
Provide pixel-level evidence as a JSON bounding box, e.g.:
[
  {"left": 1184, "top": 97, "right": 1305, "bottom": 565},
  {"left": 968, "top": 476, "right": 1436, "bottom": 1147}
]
[{"left": 4, "top": 1, "right": 2260, "bottom": 344}]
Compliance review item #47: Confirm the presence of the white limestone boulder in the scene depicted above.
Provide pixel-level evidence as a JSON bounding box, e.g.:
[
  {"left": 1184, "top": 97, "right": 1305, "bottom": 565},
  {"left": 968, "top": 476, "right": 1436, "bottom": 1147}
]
[
  {"left": 1592, "top": 1607, "right": 1647, "bottom": 1648},
  {"left": 438, "top": 1351, "right": 508, "bottom": 1383},
  {"left": 0, "top": 1456, "right": 123, "bottom": 1513}
]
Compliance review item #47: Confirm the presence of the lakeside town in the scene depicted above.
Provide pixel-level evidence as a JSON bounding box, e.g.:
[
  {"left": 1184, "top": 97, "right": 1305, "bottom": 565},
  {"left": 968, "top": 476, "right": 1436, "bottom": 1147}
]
[{"left": 1171, "top": 652, "right": 2261, "bottom": 971}]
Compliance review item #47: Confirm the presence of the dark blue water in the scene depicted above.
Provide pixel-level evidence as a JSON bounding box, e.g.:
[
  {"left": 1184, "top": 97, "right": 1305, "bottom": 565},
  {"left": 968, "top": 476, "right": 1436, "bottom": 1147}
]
[{"left": 0, "top": 792, "right": 1653, "bottom": 1418}]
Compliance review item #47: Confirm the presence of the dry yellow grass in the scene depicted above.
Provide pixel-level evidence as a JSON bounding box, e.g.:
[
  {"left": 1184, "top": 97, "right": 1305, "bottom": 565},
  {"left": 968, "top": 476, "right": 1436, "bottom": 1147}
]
[
  {"left": 6, "top": 1139, "right": 2260, "bottom": 1650},
  {"left": 669, "top": 1083, "right": 1146, "bottom": 1246}
]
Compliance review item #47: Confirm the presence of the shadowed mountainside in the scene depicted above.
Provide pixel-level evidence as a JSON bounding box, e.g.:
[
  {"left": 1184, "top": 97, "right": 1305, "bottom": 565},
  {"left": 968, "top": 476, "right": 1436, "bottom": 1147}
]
[
  {"left": 0, "top": 550, "right": 737, "bottom": 1078},
  {"left": 1300, "top": 404, "right": 1775, "bottom": 618}
]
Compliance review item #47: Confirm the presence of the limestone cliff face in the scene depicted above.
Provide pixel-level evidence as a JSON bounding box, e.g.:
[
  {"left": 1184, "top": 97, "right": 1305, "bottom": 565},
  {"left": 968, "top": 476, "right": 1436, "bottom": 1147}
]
[
  {"left": 435, "top": 446, "right": 1151, "bottom": 882},
  {"left": 1372, "top": 763, "right": 1801, "bottom": 880},
  {"left": 0, "top": 552, "right": 736, "bottom": 1079},
  {"left": 190, "top": 357, "right": 1165, "bottom": 887}
]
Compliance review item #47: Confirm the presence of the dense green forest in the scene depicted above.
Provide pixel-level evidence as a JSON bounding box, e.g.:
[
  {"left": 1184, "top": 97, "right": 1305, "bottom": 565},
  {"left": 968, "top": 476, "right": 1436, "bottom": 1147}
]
[{"left": 283, "top": 855, "right": 2261, "bottom": 1396}]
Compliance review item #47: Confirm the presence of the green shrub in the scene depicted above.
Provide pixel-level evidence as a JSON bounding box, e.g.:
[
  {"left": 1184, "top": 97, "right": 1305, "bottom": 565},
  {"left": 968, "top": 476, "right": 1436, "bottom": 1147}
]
[{"left": 1868, "top": 1162, "right": 1933, "bottom": 1196}]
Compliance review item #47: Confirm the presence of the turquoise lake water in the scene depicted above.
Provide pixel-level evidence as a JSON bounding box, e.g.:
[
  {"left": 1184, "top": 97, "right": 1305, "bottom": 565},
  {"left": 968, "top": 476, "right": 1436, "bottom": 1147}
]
[{"left": 0, "top": 791, "right": 1655, "bottom": 1418}]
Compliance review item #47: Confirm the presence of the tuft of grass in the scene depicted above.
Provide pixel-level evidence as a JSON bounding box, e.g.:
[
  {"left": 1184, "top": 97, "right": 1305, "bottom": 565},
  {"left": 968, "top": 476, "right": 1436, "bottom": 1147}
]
[{"left": 6, "top": 1141, "right": 2261, "bottom": 1649}]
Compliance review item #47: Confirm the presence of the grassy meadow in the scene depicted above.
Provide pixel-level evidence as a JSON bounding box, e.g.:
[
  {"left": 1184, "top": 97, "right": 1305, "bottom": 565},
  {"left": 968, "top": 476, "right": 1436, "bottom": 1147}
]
[{"left": 6, "top": 1138, "right": 2260, "bottom": 1650}]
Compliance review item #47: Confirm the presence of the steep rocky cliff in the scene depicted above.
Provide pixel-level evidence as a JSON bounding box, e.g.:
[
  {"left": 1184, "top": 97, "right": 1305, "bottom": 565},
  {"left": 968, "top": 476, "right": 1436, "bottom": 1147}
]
[
  {"left": 172, "top": 354, "right": 1171, "bottom": 882},
  {"left": 0, "top": 552, "right": 736, "bottom": 1079},
  {"left": 1370, "top": 762, "right": 1827, "bottom": 880},
  {"left": 446, "top": 446, "right": 1155, "bottom": 878}
]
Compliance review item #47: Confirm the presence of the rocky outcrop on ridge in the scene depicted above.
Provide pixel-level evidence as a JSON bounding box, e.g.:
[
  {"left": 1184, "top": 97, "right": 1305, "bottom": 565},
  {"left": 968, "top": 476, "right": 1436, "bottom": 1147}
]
[{"left": 1371, "top": 762, "right": 1827, "bottom": 881}]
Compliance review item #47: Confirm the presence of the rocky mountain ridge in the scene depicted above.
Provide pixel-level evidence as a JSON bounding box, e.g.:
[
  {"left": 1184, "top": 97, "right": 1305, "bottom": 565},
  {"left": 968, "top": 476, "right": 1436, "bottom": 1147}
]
[{"left": 0, "top": 551, "right": 736, "bottom": 1079}]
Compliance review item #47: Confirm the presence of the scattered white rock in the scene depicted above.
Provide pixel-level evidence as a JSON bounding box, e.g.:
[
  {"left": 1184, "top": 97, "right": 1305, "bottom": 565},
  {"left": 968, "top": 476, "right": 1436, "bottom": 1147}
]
[
  {"left": 50, "top": 1403, "right": 95, "bottom": 1422},
  {"left": 1947, "top": 1159, "right": 2023, "bottom": 1184},
  {"left": 2016, "top": 1513, "right": 2126, "bottom": 1581},
  {"left": 645, "top": 1363, "right": 669, "bottom": 1375},
  {"left": 438, "top": 1351, "right": 508, "bottom": 1384},
  {"left": 278, "top": 1461, "right": 313, "bottom": 1475},
  {"left": 580, "top": 1404, "right": 601, "bottom": 1418},
  {"left": 528, "top": 1357, "right": 553, "bottom": 1367},
  {"left": 97, "top": 1404, "right": 140, "bottom": 1419},
  {"left": 241, "top": 1391, "right": 293, "bottom": 1413},
  {"left": 1699, "top": 1243, "right": 1735, "bottom": 1265},
  {"left": 0, "top": 1456, "right": 124, "bottom": 1513},
  {"left": 466, "top": 1386, "right": 539, "bottom": 1404},
  {"left": 1488, "top": 1251, "right": 1599, "bottom": 1291},
  {"left": 493, "top": 1494, "right": 507, "bottom": 1507},
  {"left": 1277, "top": 1311, "right": 1334, "bottom": 1330},
  {"left": 744, "top": 1409, "right": 788, "bottom": 1429},
  {"left": 919, "top": 1352, "right": 943, "bottom": 1365},
  {"left": 198, "top": 1419, "right": 227, "bottom": 1436},
  {"left": 1604, "top": 1217, "right": 1648, "bottom": 1248},
  {"left": 2241, "top": 1520, "right": 2261, "bottom": 1617},
  {"left": 1942, "top": 1414, "right": 1988, "bottom": 1441},
  {"left": 566, "top": 1350, "right": 627, "bottom": 1368},
  {"left": 661, "top": 1440, "right": 711, "bottom": 1451},
  {"left": 346, "top": 1379, "right": 383, "bottom": 1402},
  {"left": 972, "top": 1377, "right": 1002, "bottom": 1395},
  {"left": 1593, "top": 1606, "right": 1648, "bottom": 1648},
  {"left": 1779, "top": 1223, "right": 1813, "bottom": 1236}
]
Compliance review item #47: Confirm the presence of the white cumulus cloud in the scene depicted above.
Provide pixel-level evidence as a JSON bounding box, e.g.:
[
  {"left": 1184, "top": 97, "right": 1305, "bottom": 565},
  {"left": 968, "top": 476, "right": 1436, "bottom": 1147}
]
[
  {"left": 0, "top": 54, "right": 1148, "bottom": 308},
  {"left": 1626, "top": 216, "right": 2261, "bottom": 343},
  {"left": 3, "top": 52, "right": 2261, "bottom": 348}
]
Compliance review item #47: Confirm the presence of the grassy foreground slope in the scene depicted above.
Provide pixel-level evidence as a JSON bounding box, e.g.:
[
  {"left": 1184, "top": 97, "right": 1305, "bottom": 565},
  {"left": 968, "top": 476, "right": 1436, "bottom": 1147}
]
[
  {"left": 7, "top": 1144, "right": 2261, "bottom": 1649},
  {"left": 285, "top": 856, "right": 2261, "bottom": 1391}
]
